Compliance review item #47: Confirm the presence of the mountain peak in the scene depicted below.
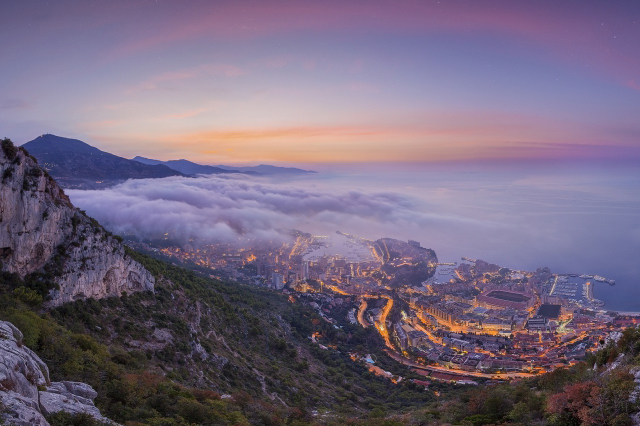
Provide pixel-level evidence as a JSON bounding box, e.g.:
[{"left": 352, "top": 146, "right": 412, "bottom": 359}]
[
  {"left": 24, "top": 134, "right": 101, "bottom": 155},
  {"left": 23, "top": 135, "right": 183, "bottom": 189},
  {"left": 133, "top": 156, "right": 237, "bottom": 175}
]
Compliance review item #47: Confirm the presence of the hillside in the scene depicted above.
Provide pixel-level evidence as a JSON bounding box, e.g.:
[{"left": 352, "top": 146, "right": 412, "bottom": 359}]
[
  {"left": 0, "top": 245, "right": 459, "bottom": 425},
  {"left": 0, "top": 138, "right": 154, "bottom": 306},
  {"left": 0, "top": 137, "right": 454, "bottom": 424},
  {"left": 3, "top": 137, "right": 640, "bottom": 426},
  {"left": 22, "top": 135, "right": 183, "bottom": 188},
  {"left": 5, "top": 246, "right": 640, "bottom": 426}
]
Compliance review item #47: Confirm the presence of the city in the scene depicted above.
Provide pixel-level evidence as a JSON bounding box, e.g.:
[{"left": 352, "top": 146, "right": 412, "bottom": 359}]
[
  {"left": 127, "top": 230, "right": 633, "bottom": 385},
  {"left": 3, "top": 0, "right": 640, "bottom": 424}
]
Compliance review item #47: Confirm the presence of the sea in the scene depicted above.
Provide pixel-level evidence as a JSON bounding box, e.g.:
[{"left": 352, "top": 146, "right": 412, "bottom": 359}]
[
  {"left": 278, "top": 161, "right": 640, "bottom": 312},
  {"left": 68, "top": 160, "right": 640, "bottom": 312}
]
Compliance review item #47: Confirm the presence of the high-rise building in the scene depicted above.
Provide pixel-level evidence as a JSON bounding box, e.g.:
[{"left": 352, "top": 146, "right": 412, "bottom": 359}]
[{"left": 272, "top": 273, "right": 284, "bottom": 290}]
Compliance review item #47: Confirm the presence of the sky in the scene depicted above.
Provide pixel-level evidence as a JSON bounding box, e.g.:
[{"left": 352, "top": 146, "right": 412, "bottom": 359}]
[{"left": 1, "top": 0, "right": 640, "bottom": 166}]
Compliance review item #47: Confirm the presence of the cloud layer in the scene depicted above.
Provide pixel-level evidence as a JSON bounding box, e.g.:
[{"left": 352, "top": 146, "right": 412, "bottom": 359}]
[{"left": 66, "top": 174, "right": 483, "bottom": 246}]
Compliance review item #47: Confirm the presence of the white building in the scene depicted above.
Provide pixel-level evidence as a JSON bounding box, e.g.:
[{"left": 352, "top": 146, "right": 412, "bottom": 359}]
[
  {"left": 299, "top": 261, "right": 309, "bottom": 280},
  {"left": 272, "top": 273, "right": 284, "bottom": 290}
]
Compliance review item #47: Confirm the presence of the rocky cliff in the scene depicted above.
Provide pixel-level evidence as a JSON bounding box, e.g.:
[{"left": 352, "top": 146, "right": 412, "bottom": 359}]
[
  {"left": 0, "top": 321, "right": 112, "bottom": 426},
  {"left": 0, "top": 138, "right": 154, "bottom": 306}
]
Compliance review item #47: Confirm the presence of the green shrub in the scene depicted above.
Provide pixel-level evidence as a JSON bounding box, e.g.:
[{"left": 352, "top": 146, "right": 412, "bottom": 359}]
[
  {"left": 47, "top": 411, "right": 110, "bottom": 426},
  {"left": 1, "top": 138, "right": 18, "bottom": 161},
  {"left": 12, "top": 287, "right": 43, "bottom": 306},
  {"left": 2, "top": 167, "right": 13, "bottom": 181}
]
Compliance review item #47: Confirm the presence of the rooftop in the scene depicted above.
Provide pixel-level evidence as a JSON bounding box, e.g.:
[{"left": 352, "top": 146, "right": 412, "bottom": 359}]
[{"left": 537, "top": 304, "right": 562, "bottom": 319}]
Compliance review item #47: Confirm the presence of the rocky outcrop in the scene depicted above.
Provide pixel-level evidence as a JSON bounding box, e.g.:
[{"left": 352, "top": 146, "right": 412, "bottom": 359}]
[
  {"left": 0, "top": 322, "right": 49, "bottom": 398},
  {"left": 0, "top": 321, "right": 112, "bottom": 426},
  {"left": 374, "top": 238, "right": 438, "bottom": 287},
  {"left": 39, "top": 381, "right": 109, "bottom": 422},
  {"left": 629, "top": 366, "right": 640, "bottom": 404},
  {"left": 0, "top": 390, "right": 49, "bottom": 426},
  {"left": 0, "top": 139, "right": 154, "bottom": 306}
]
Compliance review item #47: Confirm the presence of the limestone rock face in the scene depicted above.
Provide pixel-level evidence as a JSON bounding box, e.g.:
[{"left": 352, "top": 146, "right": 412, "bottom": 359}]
[
  {"left": 0, "top": 390, "right": 49, "bottom": 426},
  {"left": 0, "top": 320, "right": 112, "bottom": 426},
  {"left": 0, "top": 142, "right": 154, "bottom": 306},
  {"left": 0, "top": 322, "right": 49, "bottom": 399},
  {"left": 39, "top": 381, "right": 109, "bottom": 423}
]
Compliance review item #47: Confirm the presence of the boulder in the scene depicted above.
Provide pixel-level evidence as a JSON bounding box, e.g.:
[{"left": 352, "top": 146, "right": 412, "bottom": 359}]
[
  {"left": 0, "top": 390, "right": 49, "bottom": 426},
  {"left": 0, "top": 322, "right": 49, "bottom": 400},
  {"left": 0, "top": 320, "right": 114, "bottom": 426},
  {"left": 39, "top": 382, "right": 108, "bottom": 423}
]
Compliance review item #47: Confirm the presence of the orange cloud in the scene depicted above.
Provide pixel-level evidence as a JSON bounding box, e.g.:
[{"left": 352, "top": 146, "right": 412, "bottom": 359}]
[
  {"left": 82, "top": 110, "right": 639, "bottom": 165},
  {"left": 126, "top": 120, "right": 544, "bottom": 163},
  {"left": 183, "top": 126, "right": 389, "bottom": 141}
]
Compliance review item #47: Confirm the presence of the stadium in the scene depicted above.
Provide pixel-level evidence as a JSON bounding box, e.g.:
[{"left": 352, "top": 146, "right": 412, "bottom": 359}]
[{"left": 475, "top": 290, "right": 536, "bottom": 310}]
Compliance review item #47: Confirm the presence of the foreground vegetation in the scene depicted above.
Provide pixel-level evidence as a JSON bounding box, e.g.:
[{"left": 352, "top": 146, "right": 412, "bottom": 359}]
[
  {"left": 2, "top": 248, "right": 640, "bottom": 425},
  {"left": 0, "top": 249, "right": 457, "bottom": 425}
]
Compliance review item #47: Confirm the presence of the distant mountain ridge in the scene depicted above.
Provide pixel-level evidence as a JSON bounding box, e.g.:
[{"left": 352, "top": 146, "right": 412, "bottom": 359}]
[
  {"left": 20, "top": 134, "right": 316, "bottom": 188},
  {"left": 134, "top": 156, "right": 316, "bottom": 175},
  {"left": 132, "top": 156, "right": 242, "bottom": 175},
  {"left": 214, "top": 163, "right": 316, "bottom": 175},
  {"left": 21, "top": 134, "right": 184, "bottom": 189}
]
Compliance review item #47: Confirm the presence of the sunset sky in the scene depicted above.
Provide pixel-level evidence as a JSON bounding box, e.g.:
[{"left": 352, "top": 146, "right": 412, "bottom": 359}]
[{"left": 2, "top": 0, "right": 639, "bottom": 166}]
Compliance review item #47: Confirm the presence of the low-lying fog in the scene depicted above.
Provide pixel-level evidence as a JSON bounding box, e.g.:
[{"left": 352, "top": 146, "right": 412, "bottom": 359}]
[{"left": 67, "top": 163, "right": 640, "bottom": 311}]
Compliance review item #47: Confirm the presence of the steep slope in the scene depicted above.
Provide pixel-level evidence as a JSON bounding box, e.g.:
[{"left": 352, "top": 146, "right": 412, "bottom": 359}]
[
  {"left": 22, "top": 135, "right": 183, "bottom": 188},
  {"left": 0, "top": 250, "right": 451, "bottom": 425},
  {"left": 0, "top": 138, "right": 154, "bottom": 306},
  {"left": 133, "top": 156, "right": 238, "bottom": 175},
  {"left": 49, "top": 251, "right": 443, "bottom": 417}
]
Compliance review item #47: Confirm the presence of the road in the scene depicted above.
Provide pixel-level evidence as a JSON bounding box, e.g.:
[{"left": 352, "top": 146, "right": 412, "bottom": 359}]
[
  {"left": 377, "top": 296, "right": 394, "bottom": 349},
  {"left": 413, "top": 322, "right": 442, "bottom": 345},
  {"left": 384, "top": 349, "right": 534, "bottom": 380},
  {"left": 357, "top": 298, "right": 369, "bottom": 327},
  {"left": 354, "top": 293, "right": 537, "bottom": 380}
]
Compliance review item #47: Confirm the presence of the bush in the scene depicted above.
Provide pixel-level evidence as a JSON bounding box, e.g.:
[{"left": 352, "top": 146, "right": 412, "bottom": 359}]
[
  {"left": 2, "top": 167, "right": 13, "bottom": 181},
  {"left": 0, "top": 308, "right": 44, "bottom": 348},
  {"left": 12, "top": 287, "right": 43, "bottom": 306},
  {"left": 1, "top": 138, "right": 18, "bottom": 161},
  {"left": 47, "top": 411, "right": 110, "bottom": 426}
]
